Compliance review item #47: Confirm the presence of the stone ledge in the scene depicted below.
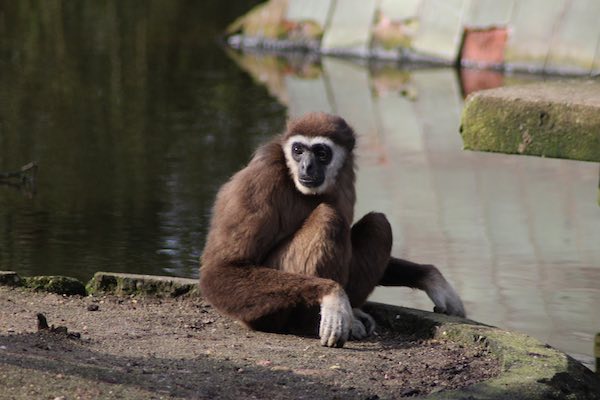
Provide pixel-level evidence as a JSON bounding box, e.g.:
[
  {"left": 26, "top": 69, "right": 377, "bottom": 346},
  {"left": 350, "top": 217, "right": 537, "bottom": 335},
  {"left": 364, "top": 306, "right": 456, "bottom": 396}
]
[
  {"left": 22, "top": 276, "right": 87, "bottom": 296},
  {"left": 86, "top": 271, "right": 198, "bottom": 297},
  {"left": 460, "top": 80, "right": 600, "bottom": 162},
  {"left": 1, "top": 270, "right": 599, "bottom": 398},
  {"left": 365, "top": 303, "right": 600, "bottom": 399}
]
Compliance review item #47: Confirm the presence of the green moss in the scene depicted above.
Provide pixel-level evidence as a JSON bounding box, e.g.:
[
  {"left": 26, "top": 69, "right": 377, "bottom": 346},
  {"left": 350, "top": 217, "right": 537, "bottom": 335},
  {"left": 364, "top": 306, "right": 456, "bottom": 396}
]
[
  {"left": 86, "top": 272, "right": 198, "bottom": 297},
  {"left": 364, "top": 302, "right": 600, "bottom": 399},
  {"left": 460, "top": 83, "right": 600, "bottom": 162},
  {"left": 23, "top": 276, "right": 87, "bottom": 296}
]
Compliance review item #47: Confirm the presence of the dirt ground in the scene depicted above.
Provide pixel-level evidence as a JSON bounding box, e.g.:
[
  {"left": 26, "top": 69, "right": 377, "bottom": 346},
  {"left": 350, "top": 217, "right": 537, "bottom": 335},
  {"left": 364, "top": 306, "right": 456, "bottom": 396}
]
[{"left": 0, "top": 286, "right": 499, "bottom": 400}]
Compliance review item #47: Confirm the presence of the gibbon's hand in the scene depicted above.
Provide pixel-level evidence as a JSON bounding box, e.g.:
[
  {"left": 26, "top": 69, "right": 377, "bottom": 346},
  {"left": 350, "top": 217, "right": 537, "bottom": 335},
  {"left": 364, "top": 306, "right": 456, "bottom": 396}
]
[{"left": 319, "top": 290, "right": 353, "bottom": 347}]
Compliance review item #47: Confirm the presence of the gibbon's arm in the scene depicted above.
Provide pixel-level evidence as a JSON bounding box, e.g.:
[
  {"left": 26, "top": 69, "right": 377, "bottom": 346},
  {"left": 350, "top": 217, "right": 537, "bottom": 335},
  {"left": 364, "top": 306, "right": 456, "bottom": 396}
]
[
  {"left": 380, "top": 257, "right": 466, "bottom": 317},
  {"left": 200, "top": 151, "right": 353, "bottom": 347}
]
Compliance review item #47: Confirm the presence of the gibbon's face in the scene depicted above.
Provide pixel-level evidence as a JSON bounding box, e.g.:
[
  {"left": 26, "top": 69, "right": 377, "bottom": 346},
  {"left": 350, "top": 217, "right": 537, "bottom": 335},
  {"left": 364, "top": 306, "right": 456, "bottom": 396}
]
[{"left": 283, "top": 135, "right": 347, "bottom": 195}]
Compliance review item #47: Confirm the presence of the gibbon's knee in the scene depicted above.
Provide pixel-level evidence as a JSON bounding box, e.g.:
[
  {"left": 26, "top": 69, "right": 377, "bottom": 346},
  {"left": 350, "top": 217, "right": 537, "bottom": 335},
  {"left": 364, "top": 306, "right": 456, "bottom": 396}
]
[{"left": 345, "top": 212, "right": 393, "bottom": 307}]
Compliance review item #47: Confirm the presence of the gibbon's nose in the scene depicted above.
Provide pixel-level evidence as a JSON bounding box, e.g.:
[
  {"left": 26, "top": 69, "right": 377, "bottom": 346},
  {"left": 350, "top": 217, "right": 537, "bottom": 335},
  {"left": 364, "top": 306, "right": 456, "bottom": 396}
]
[{"left": 301, "top": 154, "right": 316, "bottom": 176}]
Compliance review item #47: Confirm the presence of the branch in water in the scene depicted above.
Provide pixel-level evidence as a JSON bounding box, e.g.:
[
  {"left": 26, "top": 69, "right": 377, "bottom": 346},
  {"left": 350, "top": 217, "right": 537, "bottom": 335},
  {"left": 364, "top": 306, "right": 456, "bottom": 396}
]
[{"left": 0, "top": 161, "right": 38, "bottom": 180}]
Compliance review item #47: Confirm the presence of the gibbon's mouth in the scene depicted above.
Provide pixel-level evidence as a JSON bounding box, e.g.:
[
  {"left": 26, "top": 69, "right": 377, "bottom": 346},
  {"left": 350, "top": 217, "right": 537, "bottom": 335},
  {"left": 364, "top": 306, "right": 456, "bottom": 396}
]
[{"left": 298, "top": 177, "right": 324, "bottom": 188}]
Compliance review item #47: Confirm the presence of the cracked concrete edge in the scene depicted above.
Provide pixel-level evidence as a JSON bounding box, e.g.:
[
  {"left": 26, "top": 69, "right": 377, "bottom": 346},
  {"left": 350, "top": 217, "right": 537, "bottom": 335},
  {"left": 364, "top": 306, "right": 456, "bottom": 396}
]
[
  {"left": 2, "top": 270, "right": 599, "bottom": 399},
  {"left": 365, "top": 303, "right": 600, "bottom": 400}
]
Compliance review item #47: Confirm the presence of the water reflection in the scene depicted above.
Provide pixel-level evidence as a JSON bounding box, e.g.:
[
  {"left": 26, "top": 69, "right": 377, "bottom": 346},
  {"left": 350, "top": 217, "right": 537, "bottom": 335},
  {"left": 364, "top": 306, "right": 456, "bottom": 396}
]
[
  {"left": 229, "top": 51, "right": 600, "bottom": 369},
  {"left": 0, "top": 1, "right": 285, "bottom": 279}
]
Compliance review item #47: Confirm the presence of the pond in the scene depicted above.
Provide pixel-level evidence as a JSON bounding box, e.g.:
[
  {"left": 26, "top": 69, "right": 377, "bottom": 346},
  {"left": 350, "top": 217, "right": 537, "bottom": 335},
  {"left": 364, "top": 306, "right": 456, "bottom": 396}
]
[{"left": 0, "top": 1, "right": 598, "bottom": 370}]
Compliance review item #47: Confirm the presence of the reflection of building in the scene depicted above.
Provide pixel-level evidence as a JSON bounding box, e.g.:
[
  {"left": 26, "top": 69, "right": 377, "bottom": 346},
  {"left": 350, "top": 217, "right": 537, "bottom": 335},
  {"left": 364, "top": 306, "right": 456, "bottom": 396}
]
[
  {"left": 230, "top": 52, "right": 600, "bottom": 370},
  {"left": 230, "top": 0, "right": 600, "bottom": 76}
]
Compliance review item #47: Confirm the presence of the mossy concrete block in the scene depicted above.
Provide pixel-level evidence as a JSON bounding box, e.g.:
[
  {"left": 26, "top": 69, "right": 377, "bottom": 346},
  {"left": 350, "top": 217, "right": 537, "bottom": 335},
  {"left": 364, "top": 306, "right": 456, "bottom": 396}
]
[
  {"left": 460, "top": 81, "right": 600, "bottom": 162},
  {"left": 22, "top": 275, "right": 86, "bottom": 296},
  {"left": 365, "top": 303, "right": 600, "bottom": 399},
  {"left": 0, "top": 271, "right": 22, "bottom": 286},
  {"left": 86, "top": 272, "right": 198, "bottom": 297}
]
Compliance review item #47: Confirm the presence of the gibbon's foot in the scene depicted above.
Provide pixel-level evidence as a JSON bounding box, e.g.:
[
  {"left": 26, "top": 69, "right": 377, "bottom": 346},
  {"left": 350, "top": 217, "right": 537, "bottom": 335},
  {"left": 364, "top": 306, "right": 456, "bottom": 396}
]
[
  {"left": 319, "top": 290, "right": 353, "bottom": 347},
  {"left": 350, "top": 308, "right": 376, "bottom": 340},
  {"left": 424, "top": 266, "right": 466, "bottom": 318}
]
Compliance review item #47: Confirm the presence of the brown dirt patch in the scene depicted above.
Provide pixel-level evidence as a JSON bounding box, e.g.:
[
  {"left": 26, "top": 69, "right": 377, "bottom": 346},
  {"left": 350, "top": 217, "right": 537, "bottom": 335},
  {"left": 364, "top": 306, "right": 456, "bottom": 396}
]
[{"left": 0, "top": 286, "right": 499, "bottom": 399}]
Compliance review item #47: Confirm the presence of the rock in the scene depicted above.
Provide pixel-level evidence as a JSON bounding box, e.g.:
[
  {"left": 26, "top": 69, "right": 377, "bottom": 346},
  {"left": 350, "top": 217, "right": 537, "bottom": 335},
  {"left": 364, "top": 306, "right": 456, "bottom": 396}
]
[
  {"left": 86, "top": 272, "right": 198, "bottom": 297},
  {"left": 23, "top": 276, "right": 87, "bottom": 296},
  {"left": 0, "top": 271, "right": 21, "bottom": 286}
]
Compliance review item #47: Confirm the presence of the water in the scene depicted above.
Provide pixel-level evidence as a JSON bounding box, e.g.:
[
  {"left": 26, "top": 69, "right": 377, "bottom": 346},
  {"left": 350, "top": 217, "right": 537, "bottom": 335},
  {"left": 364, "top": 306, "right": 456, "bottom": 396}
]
[
  {"left": 1, "top": 2, "right": 599, "bottom": 370},
  {"left": 0, "top": 0, "right": 284, "bottom": 279}
]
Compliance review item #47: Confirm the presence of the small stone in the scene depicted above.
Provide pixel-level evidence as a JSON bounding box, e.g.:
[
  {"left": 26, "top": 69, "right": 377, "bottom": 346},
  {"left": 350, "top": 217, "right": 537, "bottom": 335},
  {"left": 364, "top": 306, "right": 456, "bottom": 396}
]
[{"left": 87, "top": 304, "right": 99, "bottom": 311}]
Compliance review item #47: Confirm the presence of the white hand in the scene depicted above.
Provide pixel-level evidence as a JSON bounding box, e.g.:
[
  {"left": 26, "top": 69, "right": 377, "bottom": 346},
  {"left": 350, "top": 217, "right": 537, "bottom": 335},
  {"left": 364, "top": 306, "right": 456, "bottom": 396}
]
[{"left": 319, "top": 290, "right": 352, "bottom": 347}]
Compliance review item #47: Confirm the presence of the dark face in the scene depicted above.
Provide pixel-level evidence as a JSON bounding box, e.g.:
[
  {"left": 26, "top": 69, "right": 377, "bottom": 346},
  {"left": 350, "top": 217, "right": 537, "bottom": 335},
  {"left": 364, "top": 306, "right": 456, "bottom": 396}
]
[{"left": 291, "top": 142, "right": 333, "bottom": 188}]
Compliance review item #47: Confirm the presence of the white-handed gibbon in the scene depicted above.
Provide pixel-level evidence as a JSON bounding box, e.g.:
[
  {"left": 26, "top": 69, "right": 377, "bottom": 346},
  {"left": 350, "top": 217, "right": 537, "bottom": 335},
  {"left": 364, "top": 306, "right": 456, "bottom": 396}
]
[{"left": 200, "top": 112, "right": 465, "bottom": 348}]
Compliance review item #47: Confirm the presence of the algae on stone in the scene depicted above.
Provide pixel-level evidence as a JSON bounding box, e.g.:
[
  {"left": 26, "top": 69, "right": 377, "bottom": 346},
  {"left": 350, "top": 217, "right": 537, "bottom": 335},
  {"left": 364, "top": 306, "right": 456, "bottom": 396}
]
[
  {"left": 461, "top": 81, "right": 600, "bottom": 162},
  {"left": 87, "top": 272, "right": 198, "bottom": 297},
  {"left": 22, "top": 275, "right": 87, "bottom": 296},
  {"left": 365, "top": 302, "right": 600, "bottom": 400}
]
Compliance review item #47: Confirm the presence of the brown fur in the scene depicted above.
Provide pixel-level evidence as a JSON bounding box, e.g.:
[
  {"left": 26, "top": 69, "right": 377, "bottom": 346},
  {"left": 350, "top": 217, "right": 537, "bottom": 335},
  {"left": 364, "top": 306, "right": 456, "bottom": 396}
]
[{"left": 200, "top": 112, "right": 464, "bottom": 339}]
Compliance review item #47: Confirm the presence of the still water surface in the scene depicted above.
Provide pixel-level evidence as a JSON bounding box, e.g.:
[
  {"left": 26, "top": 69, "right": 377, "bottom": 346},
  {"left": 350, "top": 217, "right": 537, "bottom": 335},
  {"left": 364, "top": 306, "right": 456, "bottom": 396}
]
[{"left": 0, "top": 2, "right": 598, "bottom": 370}]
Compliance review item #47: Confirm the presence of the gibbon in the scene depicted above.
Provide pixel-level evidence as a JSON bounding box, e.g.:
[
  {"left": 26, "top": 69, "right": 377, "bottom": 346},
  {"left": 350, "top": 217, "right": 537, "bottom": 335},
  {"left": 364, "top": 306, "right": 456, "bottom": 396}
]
[{"left": 200, "top": 113, "right": 465, "bottom": 347}]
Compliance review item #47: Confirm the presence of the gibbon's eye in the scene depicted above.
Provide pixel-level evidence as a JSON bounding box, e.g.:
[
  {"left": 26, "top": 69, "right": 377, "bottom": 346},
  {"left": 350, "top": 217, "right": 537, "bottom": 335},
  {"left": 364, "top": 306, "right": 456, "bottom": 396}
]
[
  {"left": 292, "top": 143, "right": 304, "bottom": 156},
  {"left": 312, "top": 144, "right": 332, "bottom": 164}
]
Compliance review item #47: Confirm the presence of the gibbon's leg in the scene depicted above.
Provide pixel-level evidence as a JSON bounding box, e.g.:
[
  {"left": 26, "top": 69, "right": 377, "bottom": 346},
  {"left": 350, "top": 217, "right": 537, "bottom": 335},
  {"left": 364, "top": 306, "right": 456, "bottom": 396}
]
[
  {"left": 379, "top": 258, "right": 466, "bottom": 317},
  {"left": 262, "top": 203, "right": 360, "bottom": 343},
  {"left": 344, "top": 212, "right": 393, "bottom": 308},
  {"left": 343, "top": 212, "right": 393, "bottom": 338},
  {"left": 268, "top": 210, "right": 393, "bottom": 339}
]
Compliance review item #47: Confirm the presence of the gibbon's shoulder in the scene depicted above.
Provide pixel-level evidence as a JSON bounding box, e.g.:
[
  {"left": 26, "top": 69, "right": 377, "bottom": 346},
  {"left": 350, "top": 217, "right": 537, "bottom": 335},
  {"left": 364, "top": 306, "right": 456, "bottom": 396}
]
[{"left": 215, "top": 138, "right": 290, "bottom": 208}]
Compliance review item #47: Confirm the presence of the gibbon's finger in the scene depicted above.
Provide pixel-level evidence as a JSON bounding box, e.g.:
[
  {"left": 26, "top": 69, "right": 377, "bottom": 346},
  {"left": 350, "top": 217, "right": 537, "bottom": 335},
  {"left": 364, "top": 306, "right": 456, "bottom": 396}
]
[{"left": 319, "top": 291, "right": 352, "bottom": 347}]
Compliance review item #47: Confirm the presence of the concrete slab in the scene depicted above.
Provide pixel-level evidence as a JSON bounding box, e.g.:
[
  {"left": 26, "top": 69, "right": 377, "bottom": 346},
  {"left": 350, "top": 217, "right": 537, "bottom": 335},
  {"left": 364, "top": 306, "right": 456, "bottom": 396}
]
[
  {"left": 286, "top": 0, "right": 333, "bottom": 29},
  {"left": 461, "top": 81, "right": 600, "bottom": 162},
  {"left": 87, "top": 271, "right": 198, "bottom": 297},
  {"left": 546, "top": 0, "right": 600, "bottom": 74},
  {"left": 412, "top": 0, "right": 468, "bottom": 62},
  {"left": 464, "top": 0, "right": 514, "bottom": 28},
  {"left": 504, "top": 0, "right": 566, "bottom": 71},
  {"left": 379, "top": 0, "right": 422, "bottom": 20},
  {"left": 22, "top": 275, "right": 87, "bottom": 296},
  {"left": 321, "top": 0, "right": 376, "bottom": 56}
]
